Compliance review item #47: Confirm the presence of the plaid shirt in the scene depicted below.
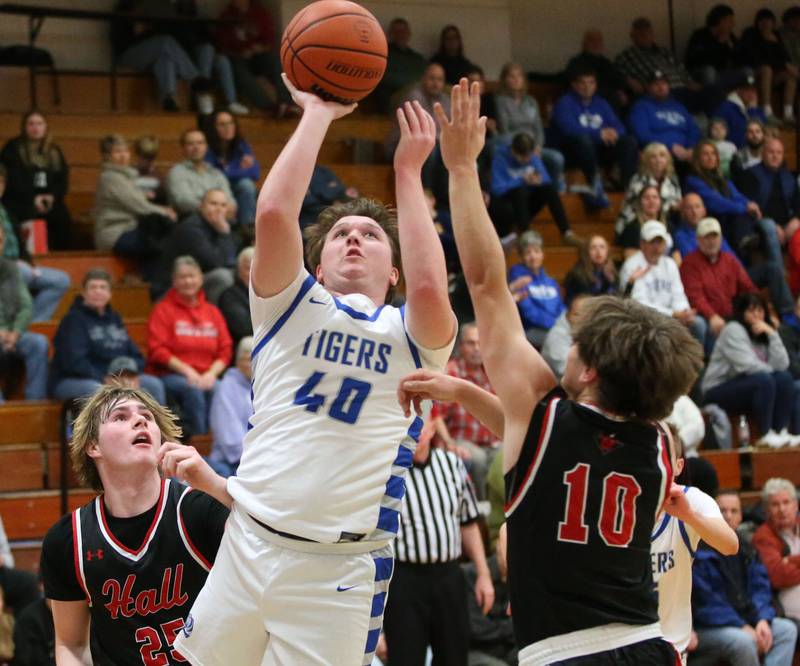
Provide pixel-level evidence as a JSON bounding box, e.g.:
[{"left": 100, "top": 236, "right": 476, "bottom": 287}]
[
  {"left": 614, "top": 45, "right": 691, "bottom": 88},
  {"left": 434, "top": 356, "right": 499, "bottom": 448}
]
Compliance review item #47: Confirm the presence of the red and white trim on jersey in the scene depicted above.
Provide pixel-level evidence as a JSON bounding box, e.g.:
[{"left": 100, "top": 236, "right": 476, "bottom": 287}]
[
  {"left": 654, "top": 424, "right": 673, "bottom": 523},
  {"left": 505, "top": 396, "right": 560, "bottom": 517},
  {"left": 176, "top": 487, "right": 212, "bottom": 572},
  {"left": 94, "top": 479, "right": 170, "bottom": 562},
  {"left": 71, "top": 509, "right": 91, "bottom": 605}
]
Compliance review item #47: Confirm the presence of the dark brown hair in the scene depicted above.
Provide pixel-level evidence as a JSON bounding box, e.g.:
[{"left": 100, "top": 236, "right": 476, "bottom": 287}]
[
  {"left": 572, "top": 296, "right": 704, "bottom": 421},
  {"left": 303, "top": 198, "right": 402, "bottom": 304}
]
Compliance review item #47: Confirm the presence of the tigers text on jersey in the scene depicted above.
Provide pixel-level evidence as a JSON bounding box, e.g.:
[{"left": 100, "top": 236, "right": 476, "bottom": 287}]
[
  {"left": 651, "top": 486, "right": 721, "bottom": 653},
  {"left": 506, "top": 390, "right": 672, "bottom": 665},
  {"left": 228, "top": 269, "right": 454, "bottom": 544},
  {"left": 71, "top": 479, "right": 211, "bottom": 666}
]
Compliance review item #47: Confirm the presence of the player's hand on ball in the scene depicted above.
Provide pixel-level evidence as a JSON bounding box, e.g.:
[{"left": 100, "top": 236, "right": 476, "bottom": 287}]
[
  {"left": 397, "top": 369, "right": 459, "bottom": 417},
  {"left": 281, "top": 73, "right": 356, "bottom": 120},
  {"left": 394, "top": 101, "right": 436, "bottom": 173},
  {"left": 434, "top": 78, "right": 486, "bottom": 172}
]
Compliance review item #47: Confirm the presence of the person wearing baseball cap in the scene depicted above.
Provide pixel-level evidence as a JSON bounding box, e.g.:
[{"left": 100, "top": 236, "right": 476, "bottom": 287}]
[
  {"left": 629, "top": 69, "right": 700, "bottom": 171},
  {"left": 710, "top": 71, "right": 768, "bottom": 148},
  {"left": 621, "top": 220, "right": 707, "bottom": 347},
  {"left": 104, "top": 356, "right": 141, "bottom": 389},
  {"left": 679, "top": 217, "right": 758, "bottom": 344}
]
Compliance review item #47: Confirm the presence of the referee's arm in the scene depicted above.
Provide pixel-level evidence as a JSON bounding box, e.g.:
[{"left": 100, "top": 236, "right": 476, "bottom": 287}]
[{"left": 461, "top": 523, "right": 494, "bottom": 614}]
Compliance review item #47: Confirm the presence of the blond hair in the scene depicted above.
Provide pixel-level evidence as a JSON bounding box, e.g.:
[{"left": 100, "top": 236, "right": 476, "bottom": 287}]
[{"left": 70, "top": 382, "right": 181, "bottom": 491}]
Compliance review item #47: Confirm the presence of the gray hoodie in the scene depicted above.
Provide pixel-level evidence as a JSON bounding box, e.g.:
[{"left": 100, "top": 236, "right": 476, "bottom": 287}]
[{"left": 702, "top": 321, "right": 789, "bottom": 393}]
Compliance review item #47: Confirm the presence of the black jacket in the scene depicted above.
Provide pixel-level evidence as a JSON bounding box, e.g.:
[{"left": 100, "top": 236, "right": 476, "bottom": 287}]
[
  {"left": 0, "top": 137, "right": 68, "bottom": 221},
  {"left": 218, "top": 278, "right": 251, "bottom": 349}
]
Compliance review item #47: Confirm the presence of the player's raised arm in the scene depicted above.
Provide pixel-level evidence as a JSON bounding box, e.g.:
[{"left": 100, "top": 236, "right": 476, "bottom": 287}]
[
  {"left": 251, "top": 74, "right": 356, "bottom": 298},
  {"left": 394, "top": 101, "right": 454, "bottom": 349},
  {"left": 435, "top": 80, "right": 556, "bottom": 457}
]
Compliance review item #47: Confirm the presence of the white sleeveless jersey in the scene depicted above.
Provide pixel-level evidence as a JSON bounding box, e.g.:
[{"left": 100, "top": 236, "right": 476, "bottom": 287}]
[
  {"left": 227, "top": 269, "right": 454, "bottom": 545},
  {"left": 650, "top": 486, "right": 721, "bottom": 653}
]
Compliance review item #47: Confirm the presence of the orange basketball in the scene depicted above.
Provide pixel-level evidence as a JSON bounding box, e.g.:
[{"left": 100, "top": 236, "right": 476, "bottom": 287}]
[{"left": 280, "top": 0, "right": 388, "bottom": 104}]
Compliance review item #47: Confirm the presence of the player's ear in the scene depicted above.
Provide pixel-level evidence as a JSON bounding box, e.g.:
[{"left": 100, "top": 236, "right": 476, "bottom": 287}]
[
  {"left": 579, "top": 365, "right": 597, "bottom": 385},
  {"left": 315, "top": 263, "right": 324, "bottom": 285},
  {"left": 86, "top": 440, "right": 101, "bottom": 460},
  {"left": 388, "top": 266, "right": 400, "bottom": 287},
  {"left": 675, "top": 457, "right": 685, "bottom": 476}
]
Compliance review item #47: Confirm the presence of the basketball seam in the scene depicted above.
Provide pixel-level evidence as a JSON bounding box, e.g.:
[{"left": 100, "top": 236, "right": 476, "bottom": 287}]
[
  {"left": 286, "top": 40, "right": 378, "bottom": 94},
  {"left": 287, "top": 12, "right": 382, "bottom": 52},
  {"left": 293, "top": 44, "right": 388, "bottom": 60}
]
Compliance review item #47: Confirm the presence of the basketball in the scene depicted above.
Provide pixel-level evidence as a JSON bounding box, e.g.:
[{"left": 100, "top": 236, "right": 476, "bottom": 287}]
[{"left": 280, "top": 0, "right": 388, "bottom": 105}]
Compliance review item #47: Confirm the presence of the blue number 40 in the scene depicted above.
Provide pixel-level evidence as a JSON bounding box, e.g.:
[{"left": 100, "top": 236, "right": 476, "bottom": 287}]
[{"left": 293, "top": 371, "right": 372, "bottom": 425}]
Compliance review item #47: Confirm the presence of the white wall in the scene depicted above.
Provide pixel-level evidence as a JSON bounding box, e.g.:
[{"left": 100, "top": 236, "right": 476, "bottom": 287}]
[{"left": 6, "top": 0, "right": 800, "bottom": 79}]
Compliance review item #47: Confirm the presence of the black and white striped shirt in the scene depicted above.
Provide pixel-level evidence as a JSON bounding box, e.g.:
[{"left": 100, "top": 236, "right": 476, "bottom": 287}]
[{"left": 395, "top": 447, "right": 480, "bottom": 564}]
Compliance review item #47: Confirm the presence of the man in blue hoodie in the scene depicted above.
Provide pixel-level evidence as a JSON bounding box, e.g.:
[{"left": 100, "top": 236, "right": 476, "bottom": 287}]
[
  {"left": 711, "top": 72, "right": 768, "bottom": 148},
  {"left": 488, "top": 133, "right": 578, "bottom": 246},
  {"left": 507, "top": 230, "right": 565, "bottom": 348},
  {"left": 552, "top": 66, "right": 638, "bottom": 207},
  {"left": 629, "top": 70, "right": 701, "bottom": 172}
]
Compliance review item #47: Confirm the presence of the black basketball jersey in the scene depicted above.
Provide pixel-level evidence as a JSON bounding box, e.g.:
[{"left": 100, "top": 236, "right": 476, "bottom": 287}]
[
  {"left": 71, "top": 479, "right": 211, "bottom": 666},
  {"left": 504, "top": 389, "right": 672, "bottom": 657}
]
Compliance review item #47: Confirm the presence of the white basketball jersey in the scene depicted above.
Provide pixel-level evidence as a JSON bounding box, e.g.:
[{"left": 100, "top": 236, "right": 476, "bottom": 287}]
[
  {"left": 227, "top": 269, "right": 454, "bottom": 545},
  {"left": 650, "top": 486, "right": 721, "bottom": 653}
]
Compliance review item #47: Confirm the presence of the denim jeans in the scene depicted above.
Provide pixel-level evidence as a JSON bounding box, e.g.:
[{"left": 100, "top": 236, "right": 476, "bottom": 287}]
[
  {"left": 16, "top": 332, "right": 48, "bottom": 400},
  {"left": 161, "top": 373, "right": 217, "bottom": 436},
  {"left": 704, "top": 371, "right": 795, "bottom": 435},
  {"left": 17, "top": 262, "right": 70, "bottom": 322},
  {"left": 232, "top": 178, "right": 257, "bottom": 227},
  {"left": 195, "top": 43, "right": 237, "bottom": 104},
  {"left": 53, "top": 375, "right": 166, "bottom": 405},
  {"left": 118, "top": 35, "right": 199, "bottom": 101},
  {"left": 691, "top": 617, "right": 797, "bottom": 666}
]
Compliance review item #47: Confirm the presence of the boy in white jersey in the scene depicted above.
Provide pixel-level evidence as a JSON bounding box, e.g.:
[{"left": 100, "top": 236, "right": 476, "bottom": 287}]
[
  {"left": 174, "top": 75, "right": 455, "bottom": 666},
  {"left": 652, "top": 426, "right": 738, "bottom": 663}
]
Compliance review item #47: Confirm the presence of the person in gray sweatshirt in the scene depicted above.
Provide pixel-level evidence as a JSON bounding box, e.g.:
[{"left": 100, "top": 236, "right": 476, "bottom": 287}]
[{"left": 702, "top": 292, "right": 799, "bottom": 448}]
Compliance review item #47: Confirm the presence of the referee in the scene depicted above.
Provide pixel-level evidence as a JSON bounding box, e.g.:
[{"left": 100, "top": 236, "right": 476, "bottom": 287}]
[{"left": 379, "top": 419, "right": 495, "bottom": 665}]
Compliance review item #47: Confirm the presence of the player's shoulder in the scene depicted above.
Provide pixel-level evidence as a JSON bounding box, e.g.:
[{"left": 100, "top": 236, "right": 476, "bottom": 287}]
[
  {"left": 42, "top": 510, "right": 76, "bottom": 555},
  {"left": 685, "top": 485, "right": 721, "bottom": 515}
]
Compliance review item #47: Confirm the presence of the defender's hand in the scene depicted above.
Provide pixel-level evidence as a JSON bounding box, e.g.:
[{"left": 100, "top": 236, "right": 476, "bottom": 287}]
[
  {"left": 433, "top": 78, "right": 487, "bottom": 172},
  {"left": 394, "top": 101, "right": 436, "bottom": 173}
]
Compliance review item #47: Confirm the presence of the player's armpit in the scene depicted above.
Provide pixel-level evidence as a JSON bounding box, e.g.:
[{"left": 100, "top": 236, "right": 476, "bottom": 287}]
[{"left": 52, "top": 600, "right": 91, "bottom": 665}]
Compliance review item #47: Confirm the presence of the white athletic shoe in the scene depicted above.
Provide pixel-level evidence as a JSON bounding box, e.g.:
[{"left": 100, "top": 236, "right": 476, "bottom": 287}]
[
  {"left": 759, "top": 429, "right": 789, "bottom": 449},
  {"left": 779, "top": 428, "right": 800, "bottom": 447},
  {"left": 228, "top": 102, "right": 250, "bottom": 115}
]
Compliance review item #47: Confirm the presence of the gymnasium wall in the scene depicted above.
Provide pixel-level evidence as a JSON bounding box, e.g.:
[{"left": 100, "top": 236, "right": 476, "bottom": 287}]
[{"left": 2, "top": 0, "right": 800, "bottom": 80}]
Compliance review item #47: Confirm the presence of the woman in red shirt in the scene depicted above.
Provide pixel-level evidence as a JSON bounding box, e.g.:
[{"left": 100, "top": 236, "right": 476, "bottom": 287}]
[{"left": 147, "top": 256, "right": 233, "bottom": 436}]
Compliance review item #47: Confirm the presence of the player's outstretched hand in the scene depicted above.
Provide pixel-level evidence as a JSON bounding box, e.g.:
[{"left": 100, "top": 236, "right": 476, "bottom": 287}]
[
  {"left": 433, "top": 78, "right": 486, "bottom": 172},
  {"left": 662, "top": 483, "right": 692, "bottom": 522},
  {"left": 158, "top": 442, "right": 232, "bottom": 508},
  {"left": 397, "top": 369, "right": 460, "bottom": 417},
  {"left": 394, "top": 100, "right": 436, "bottom": 173},
  {"left": 281, "top": 73, "right": 357, "bottom": 121}
]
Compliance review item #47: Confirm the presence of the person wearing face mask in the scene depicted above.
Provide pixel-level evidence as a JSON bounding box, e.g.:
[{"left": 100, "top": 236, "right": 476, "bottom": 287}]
[{"left": 0, "top": 111, "right": 72, "bottom": 250}]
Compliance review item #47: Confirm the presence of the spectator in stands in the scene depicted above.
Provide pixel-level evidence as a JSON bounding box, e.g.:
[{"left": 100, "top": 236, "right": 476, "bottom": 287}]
[
  {"left": 542, "top": 293, "right": 590, "bottom": 378},
  {"left": 628, "top": 70, "right": 700, "bottom": 171},
  {"left": 566, "top": 29, "right": 628, "bottom": 115},
  {"left": 666, "top": 395, "right": 706, "bottom": 458},
  {"left": 166, "top": 129, "right": 235, "bottom": 219},
  {"left": 0, "top": 165, "right": 68, "bottom": 322},
  {"left": 12, "top": 592, "right": 54, "bottom": 666},
  {"left": 488, "top": 133, "right": 577, "bottom": 245},
  {"left": 738, "top": 136, "right": 800, "bottom": 248},
  {"left": 691, "top": 489, "right": 798, "bottom": 666},
  {"left": 619, "top": 220, "right": 705, "bottom": 346},
  {"left": 432, "top": 322, "right": 500, "bottom": 499},
  {"left": 616, "top": 143, "right": 682, "bottom": 247},
  {"left": 146, "top": 256, "right": 232, "bottom": 437},
  {"left": 739, "top": 8, "right": 798, "bottom": 122},
  {"left": 430, "top": 25, "right": 477, "bottom": 85},
  {"left": 0, "top": 224, "right": 47, "bottom": 401},
  {"left": 0, "top": 514, "right": 39, "bottom": 617},
  {"left": 753, "top": 478, "right": 800, "bottom": 620},
  {"left": 712, "top": 72, "right": 768, "bottom": 149},
  {"left": 215, "top": 0, "right": 292, "bottom": 115},
  {"left": 153, "top": 188, "right": 236, "bottom": 303},
  {"left": 204, "top": 110, "right": 259, "bottom": 228},
  {"left": 685, "top": 4, "right": 742, "bottom": 89},
  {"left": 679, "top": 217, "right": 757, "bottom": 341},
  {"left": 132, "top": 135, "right": 167, "bottom": 204},
  {"left": 563, "top": 234, "right": 618, "bottom": 302},
  {"left": 731, "top": 119, "right": 766, "bottom": 179},
  {"left": 686, "top": 139, "right": 763, "bottom": 258},
  {"left": 672, "top": 193, "right": 726, "bottom": 261},
  {"left": 0, "top": 111, "right": 71, "bottom": 250},
  {"left": 495, "top": 62, "right": 565, "bottom": 189},
  {"left": 51, "top": 268, "right": 166, "bottom": 405},
  {"left": 469, "top": 67, "right": 498, "bottom": 137},
  {"left": 616, "top": 184, "right": 668, "bottom": 257},
  {"left": 208, "top": 336, "right": 253, "bottom": 478},
  {"left": 374, "top": 18, "right": 427, "bottom": 113},
  {"left": 508, "top": 231, "right": 565, "bottom": 348},
  {"left": 779, "top": 298, "right": 800, "bottom": 435},
  {"left": 93, "top": 135, "right": 177, "bottom": 266},
  {"left": 218, "top": 246, "right": 253, "bottom": 348},
  {"left": 551, "top": 66, "right": 638, "bottom": 208},
  {"left": 709, "top": 117, "right": 738, "bottom": 177},
  {"left": 702, "top": 292, "right": 797, "bottom": 448},
  {"left": 615, "top": 17, "right": 710, "bottom": 113},
  {"left": 781, "top": 6, "right": 800, "bottom": 69},
  {"left": 299, "top": 165, "right": 358, "bottom": 230}
]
